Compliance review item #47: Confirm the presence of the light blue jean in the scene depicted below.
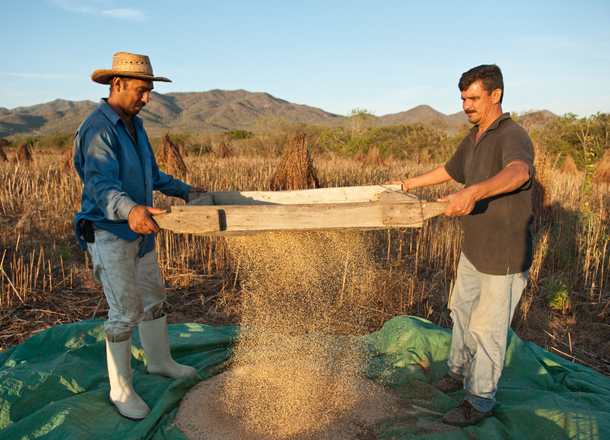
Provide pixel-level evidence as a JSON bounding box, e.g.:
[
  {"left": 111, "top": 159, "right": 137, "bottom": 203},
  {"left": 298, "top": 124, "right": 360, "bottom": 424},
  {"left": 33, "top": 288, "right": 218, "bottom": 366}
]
[
  {"left": 87, "top": 230, "right": 166, "bottom": 342},
  {"left": 447, "top": 253, "right": 529, "bottom": 413}
]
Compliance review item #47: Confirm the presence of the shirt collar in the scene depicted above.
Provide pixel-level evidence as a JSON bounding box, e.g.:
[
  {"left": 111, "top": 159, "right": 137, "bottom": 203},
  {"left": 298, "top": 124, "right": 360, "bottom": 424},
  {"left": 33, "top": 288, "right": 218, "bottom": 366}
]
[
  {"left": 99, "top": 98, "right": 122, "bottom": 126},
  {"left": 470, "top": 112, "right": 511, "bottom": 134},
  {"left": 98, "top": 98, "right": 143, "bottom": 130}
]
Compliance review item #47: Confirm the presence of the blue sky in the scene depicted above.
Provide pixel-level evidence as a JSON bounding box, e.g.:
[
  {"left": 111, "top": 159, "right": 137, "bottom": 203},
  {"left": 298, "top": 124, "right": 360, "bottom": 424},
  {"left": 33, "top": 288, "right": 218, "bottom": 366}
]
[{"left": 1, "top": 0, "right": 608, "bottom": 118}]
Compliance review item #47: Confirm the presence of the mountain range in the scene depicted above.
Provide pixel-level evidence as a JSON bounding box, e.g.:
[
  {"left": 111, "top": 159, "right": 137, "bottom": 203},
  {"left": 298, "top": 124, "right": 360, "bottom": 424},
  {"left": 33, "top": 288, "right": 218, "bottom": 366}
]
[{"left": 0, "top": 89, "right": 554, "bottom": 139}]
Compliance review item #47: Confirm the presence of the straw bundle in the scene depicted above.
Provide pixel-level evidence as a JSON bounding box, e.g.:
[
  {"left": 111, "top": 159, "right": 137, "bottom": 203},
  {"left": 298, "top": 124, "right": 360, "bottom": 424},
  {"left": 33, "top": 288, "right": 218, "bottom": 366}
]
[
  {"left": 156, "top": 132, "right": 187, "bottom": 177},
  {"left": 62, "top": 147, "right": 74, "bottom": 170},
  {"left": 419, "top": 147, "right": 431, "bottom": 165},
  {"left": 560, "top": 155, "right": 579, "bottom": 175},
  {"left": 269, "top": 131, "right": 320, "bottom": 190},
  {"left": 362, "top": 144, "right": 384, "bottom": 167},
  {"left": 12, "top": 142, "right": 34, "bottom": 163},
  {"left": 532, "top": 142, "right": 552, "bottom": 217},
  {"left": 592, "top": 149, "right": 610, "bottom": 185},
  {"left": 216, "top": 141, "right": 232, "bottom": 159},
  {"left": 353, "top": 147, "right": 365, "bottom": 163}
]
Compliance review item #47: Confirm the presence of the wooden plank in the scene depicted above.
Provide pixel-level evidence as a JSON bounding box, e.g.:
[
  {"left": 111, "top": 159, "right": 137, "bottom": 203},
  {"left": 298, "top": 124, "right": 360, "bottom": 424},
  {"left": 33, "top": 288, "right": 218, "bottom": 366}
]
[
  {"left": 383, "top": 201, "right": 448, "bottom": 225},
  {"left": 187, "top": 184, "right": 402, "bottom": 206},
  {"left": 158, "top": 186, "right": 448, "bottom": 236},
  {"left": 421, "top": 201, "right": 449, "bottom": 220},
  {"left": 186, "top": 192, "right": 214, "bottom": 205},
  {"left": 154, "top": 200, "right": 448, "bottom": 236},
  {"left": 154, "top": 207, "right": 220, "bottom": 235}
]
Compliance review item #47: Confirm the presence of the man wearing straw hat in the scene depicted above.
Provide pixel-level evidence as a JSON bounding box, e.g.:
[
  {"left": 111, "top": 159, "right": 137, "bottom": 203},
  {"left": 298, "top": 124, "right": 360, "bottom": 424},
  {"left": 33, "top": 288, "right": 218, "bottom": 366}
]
[
  {"left": 73, "top": 52, "right": 206, "bottom": 420},
  {"left": 386, "top": 64, "right": 534, "bottom": 427}
]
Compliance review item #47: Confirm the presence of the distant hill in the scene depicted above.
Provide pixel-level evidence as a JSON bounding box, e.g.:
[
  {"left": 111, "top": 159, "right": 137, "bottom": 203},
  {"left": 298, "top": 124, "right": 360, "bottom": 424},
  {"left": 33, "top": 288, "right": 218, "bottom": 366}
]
[
  {"left": 139, "top": 89, "right": 343, "bottom": 136},
  {"left": 0, "top": 99, "right": 97, "bottom": 139},
  {"left": 0, "top": 90, "right": 556, "bottom": 139},
  {"left": 378, "top": 105, "right": 470, "bottom": 135}
]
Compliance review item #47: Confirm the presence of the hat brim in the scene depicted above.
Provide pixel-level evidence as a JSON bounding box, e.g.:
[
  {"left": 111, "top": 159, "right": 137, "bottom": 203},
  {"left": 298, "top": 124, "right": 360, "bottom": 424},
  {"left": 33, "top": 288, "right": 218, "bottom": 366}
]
[{"left": 91, "top": 69, "right": 172, "bottom": 84}]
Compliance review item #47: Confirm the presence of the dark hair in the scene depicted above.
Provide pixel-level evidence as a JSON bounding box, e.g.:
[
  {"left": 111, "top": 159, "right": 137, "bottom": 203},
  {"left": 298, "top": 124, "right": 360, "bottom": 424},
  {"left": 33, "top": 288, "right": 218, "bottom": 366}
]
[
  {"left": 458, "top": 65, "right": 504, "bottom": 103},
  {"left": 109, "top": 76, "right": 133, "bottom": 93}
]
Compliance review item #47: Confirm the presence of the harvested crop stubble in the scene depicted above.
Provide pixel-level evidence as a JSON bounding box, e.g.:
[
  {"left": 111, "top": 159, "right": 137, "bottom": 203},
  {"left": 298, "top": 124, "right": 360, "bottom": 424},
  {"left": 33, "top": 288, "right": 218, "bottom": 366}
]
[
  {"left": 269, "top": 131, "right": 319, "bottom": 190},
  {"left": 175, "top": 230, "right": 393, "bottom": 439}
]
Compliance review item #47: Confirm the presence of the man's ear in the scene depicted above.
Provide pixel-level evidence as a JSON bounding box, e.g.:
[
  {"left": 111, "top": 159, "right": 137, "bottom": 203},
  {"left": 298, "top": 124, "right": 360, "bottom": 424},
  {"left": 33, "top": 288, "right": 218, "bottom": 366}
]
[
  {"left": 110, "top": 77, "right": 122, "bottom": 93},
  {"left": 492, "top": 88, "right": 502, "bottom": 104}
]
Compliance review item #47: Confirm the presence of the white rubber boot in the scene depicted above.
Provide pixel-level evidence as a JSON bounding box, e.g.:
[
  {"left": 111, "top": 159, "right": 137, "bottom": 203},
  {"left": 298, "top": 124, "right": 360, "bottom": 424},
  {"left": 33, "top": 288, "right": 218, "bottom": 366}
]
[
  {"left": 138, "top": 315, "right": 196, "bottom": 379},
  {"left": 106, "top": 339, "right": 151, "bottom": 420}
]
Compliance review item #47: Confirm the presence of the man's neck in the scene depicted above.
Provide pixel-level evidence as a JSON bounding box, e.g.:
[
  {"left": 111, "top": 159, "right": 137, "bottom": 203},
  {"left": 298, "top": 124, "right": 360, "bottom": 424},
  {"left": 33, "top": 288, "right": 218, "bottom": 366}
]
[
  {"left": 477, "top": 108, "right": 503, "bottom": 134},
  {"left": 105, "top": 96, "right": 132, "bottom": 125},
  {"left": 105, "top": 98, "right": 137, "bottom": 140}
]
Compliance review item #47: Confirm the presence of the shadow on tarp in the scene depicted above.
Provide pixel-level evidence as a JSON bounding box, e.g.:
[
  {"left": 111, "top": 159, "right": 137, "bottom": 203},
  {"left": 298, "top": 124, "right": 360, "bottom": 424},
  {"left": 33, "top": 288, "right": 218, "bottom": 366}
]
[{"left": 0, "top": 316, "right": 609, "bottom": 440}]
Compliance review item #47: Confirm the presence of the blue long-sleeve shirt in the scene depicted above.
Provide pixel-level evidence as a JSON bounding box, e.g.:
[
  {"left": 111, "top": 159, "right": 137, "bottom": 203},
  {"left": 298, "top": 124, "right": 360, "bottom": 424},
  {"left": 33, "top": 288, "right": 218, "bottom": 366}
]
[{"left": 73, "top": 99, "right": 191, "bottom": 257}]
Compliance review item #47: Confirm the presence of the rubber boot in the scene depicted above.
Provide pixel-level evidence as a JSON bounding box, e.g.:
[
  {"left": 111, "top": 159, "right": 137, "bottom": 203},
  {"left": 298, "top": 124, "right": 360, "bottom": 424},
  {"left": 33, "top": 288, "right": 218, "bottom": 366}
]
[
  {"left": 138, "top": 315, "right": 196, "bottom": 379},
  {"left": 106, "top": 339, "right": 151, "bottom": 420}
]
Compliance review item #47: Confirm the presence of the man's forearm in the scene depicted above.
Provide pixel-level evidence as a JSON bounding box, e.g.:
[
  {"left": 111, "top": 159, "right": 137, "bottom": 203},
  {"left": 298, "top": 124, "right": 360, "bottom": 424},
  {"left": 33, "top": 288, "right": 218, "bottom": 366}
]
[
  {"left": 464, "top": 161, "right": 530, "bottom": 201},
  {"left": 440, "top": 161, "right": 530, "bottom": 217},
  {"left": 387, "top": 166, "right": 453, "bottom": 191}
]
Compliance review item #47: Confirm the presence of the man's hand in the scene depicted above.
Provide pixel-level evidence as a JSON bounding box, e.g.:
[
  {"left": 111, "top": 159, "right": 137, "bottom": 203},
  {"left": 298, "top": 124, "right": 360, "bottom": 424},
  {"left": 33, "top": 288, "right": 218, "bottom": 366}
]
[
  {"left": 128, "top": 205, "right": 167, "bottom": 234},
  {"left": 438, "top": 161, "right": 530, "bottom": 218},
  {"left": 385, "top": 179, "right": 411, "bottom": 191},
  {"left": 438, "top": 188, "right": 477, "bottom": 217},
  {"left": 185, "top": 186, "right": 207, "bottom": 202},
  {"left": 189, "top": 186, "right": 207, "bottom": 194}
]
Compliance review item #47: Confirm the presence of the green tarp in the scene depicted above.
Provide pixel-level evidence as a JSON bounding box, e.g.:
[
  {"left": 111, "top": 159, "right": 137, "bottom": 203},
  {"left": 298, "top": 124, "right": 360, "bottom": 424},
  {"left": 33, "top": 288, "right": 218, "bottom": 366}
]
[{"left": 1, "top": 316, "right": 609, "bottom": 439}]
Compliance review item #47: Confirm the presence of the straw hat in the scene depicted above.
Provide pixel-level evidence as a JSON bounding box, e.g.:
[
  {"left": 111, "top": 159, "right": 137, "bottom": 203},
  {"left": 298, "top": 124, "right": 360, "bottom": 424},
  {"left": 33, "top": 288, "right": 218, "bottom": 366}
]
[{"left": 91, "top": 52, "right": 171, "bottom": 84}]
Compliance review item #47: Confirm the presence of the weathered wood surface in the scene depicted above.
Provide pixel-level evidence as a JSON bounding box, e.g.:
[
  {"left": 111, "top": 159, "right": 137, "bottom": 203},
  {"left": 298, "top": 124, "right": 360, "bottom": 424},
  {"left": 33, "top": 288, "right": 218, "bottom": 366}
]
[
  {"left": 187, "top": 185, "right": 403, "bottom": 206},
  {"left": 156, "top": 185, "right": 448, "bottom": 236}
]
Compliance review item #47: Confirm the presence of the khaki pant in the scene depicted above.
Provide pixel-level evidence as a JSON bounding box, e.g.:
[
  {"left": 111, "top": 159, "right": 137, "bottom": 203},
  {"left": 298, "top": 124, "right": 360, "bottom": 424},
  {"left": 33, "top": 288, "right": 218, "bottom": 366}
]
[{"left": 87, "top": 230, "right": 165, "bottom": 342}]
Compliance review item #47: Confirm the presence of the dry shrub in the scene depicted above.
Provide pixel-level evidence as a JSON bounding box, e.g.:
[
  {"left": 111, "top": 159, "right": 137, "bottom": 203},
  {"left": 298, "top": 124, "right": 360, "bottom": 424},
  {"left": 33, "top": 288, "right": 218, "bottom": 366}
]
[
  {"left": 561, "top": 154, "right": 579, "bottom": 175},
  {"left": 156, "top": 132, "right": 187, "bottom": 177},
  {"left": 12, "top": 142, "right": 34, "bottom": 163},
  {"left": 353, "top": 147, "right": 365, "bottom": 163},
  {"left": 593, "top": 149, "right": 610, "bottom": 185},
  {"left": 362, "top": 144, "right": 384, "bottom": 167},
  {"left": 216, "top": 141, "right": 232, "bottom": 159},
  {"left": 269, "top": 131, "right": 319, "bottom": 190}
]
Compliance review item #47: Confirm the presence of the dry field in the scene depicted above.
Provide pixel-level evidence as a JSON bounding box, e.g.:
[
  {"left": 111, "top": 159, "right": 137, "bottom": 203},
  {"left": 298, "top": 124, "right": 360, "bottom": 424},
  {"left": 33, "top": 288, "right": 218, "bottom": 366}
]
[{"left": 1, "top": 150, "right": 609, "bottom": 374}]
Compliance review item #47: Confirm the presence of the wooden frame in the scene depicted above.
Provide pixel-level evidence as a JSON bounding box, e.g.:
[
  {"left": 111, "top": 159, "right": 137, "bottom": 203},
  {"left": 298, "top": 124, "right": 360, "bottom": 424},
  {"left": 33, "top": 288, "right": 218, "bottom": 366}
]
[{"left": 154, "top": 185, "right": 448, "bottom": 236}]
